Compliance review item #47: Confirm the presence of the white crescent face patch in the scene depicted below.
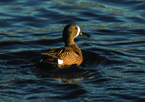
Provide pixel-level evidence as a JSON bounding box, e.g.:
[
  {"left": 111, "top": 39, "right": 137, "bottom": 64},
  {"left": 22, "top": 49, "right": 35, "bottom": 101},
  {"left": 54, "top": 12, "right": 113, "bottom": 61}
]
[{"left": 76, "top": 25, "right": 80, "bottom": 37}]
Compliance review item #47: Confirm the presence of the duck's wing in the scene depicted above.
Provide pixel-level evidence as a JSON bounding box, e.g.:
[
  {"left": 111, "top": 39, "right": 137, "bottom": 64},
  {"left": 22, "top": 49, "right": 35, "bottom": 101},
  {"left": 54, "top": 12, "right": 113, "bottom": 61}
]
[
  {"left": 39, "top": 47, "right": 64, "bottom": 65},
  {"left": 41, "top": 47, "right": 63, "bottom": 59}
]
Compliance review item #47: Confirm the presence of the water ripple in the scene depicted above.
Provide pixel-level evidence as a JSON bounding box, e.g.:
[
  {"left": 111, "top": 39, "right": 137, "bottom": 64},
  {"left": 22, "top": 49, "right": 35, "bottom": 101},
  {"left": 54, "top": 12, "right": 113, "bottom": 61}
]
[{"left": 0, "top": 0, "right": 145, "bottom": 101}]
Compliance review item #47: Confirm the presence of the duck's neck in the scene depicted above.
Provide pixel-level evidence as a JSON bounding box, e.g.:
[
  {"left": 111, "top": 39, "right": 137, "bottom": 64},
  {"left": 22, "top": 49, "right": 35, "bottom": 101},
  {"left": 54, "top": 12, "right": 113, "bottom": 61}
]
[{"left": 64, "top": 38, "right": 75, "bottom": 46}]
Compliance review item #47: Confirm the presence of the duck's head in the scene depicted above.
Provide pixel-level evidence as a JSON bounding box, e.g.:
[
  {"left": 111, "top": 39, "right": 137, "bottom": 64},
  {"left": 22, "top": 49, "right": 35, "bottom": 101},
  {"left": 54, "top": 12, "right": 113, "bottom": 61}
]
[{"left": 63, "top": 24, "right": 90, "bottom": 46}]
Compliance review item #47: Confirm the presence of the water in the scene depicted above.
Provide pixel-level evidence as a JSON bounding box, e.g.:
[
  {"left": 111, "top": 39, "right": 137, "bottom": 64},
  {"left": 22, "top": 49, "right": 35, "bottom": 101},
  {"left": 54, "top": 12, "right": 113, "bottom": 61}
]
[{"left": 0, "top": 0, "right": 145, "bottom": 101}]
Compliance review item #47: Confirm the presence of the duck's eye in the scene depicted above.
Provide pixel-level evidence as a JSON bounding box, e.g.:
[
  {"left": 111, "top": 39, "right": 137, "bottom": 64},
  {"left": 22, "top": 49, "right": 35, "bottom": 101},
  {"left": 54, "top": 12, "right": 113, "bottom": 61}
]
[{"left": 75, "top": 27, "right": 77, "bottom": 30}]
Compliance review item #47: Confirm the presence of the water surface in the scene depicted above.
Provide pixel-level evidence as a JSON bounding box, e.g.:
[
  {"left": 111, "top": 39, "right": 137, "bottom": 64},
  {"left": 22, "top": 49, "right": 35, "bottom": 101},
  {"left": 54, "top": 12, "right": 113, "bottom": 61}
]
[{"left": 0, "top": 0, "right": 145, "bottom": 101}]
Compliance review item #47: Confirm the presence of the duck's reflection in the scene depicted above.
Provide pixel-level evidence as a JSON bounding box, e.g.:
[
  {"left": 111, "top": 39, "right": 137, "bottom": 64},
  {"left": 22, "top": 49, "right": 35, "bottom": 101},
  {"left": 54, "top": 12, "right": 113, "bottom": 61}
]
[
  {"left": 52, "top": 77, "right": 84, "bottom": 84},
  {"left": 36, "top": 64, "right": 95, "bottom": 84}
]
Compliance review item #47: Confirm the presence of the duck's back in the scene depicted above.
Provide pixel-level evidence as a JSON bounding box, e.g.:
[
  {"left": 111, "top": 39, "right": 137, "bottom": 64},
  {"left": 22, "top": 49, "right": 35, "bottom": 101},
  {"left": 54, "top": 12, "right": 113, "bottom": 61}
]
[
  {"left": 59, "top": 45, "right": 83, "bottom": 66},
  {"left": 40, "top": 44, "right": 83, "bottom": 68}
]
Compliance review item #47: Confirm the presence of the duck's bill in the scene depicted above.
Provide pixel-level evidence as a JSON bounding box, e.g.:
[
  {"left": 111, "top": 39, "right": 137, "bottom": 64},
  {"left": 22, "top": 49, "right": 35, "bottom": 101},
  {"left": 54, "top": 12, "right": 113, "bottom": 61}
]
[{"left": 80, "top": 32, "right": 91, "bottom": 38}]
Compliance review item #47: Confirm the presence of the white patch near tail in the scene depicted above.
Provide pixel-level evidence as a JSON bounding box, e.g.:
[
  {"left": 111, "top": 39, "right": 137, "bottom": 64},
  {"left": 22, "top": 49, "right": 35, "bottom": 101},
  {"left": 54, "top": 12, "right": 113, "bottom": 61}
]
[
  {"left": 76, "top": 25, "right": 80, "bottom": 37},
  {"left": 58, "top": 59, "right": 63, "bottom": 66}
]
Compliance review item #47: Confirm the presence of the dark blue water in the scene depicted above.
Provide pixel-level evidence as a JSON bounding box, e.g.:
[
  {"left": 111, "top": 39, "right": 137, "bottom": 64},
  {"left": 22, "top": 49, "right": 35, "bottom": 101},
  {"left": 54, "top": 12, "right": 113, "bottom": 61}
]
[{"left": 0, "top": 0, "right": 145, "bottom": 101}]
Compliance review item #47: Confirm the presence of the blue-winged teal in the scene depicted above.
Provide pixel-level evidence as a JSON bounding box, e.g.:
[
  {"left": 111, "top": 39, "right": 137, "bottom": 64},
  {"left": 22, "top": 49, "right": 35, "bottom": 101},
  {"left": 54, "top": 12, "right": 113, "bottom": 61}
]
[{"left": 39, "top": 24, "right": 90, "bottom": 68}]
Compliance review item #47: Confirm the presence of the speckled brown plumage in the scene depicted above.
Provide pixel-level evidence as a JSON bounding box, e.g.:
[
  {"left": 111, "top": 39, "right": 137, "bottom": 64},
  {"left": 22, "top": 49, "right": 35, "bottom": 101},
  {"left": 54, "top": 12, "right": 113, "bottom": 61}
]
[{"left": 41, "top": 44, "right": 83, "bottom": 68}]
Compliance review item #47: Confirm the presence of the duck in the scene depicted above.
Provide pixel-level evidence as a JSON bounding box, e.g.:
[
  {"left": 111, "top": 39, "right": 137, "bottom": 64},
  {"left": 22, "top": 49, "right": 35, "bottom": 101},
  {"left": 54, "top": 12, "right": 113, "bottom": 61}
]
[{"left": 38, "top": 24, "right": 91, "bottom": 68}]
